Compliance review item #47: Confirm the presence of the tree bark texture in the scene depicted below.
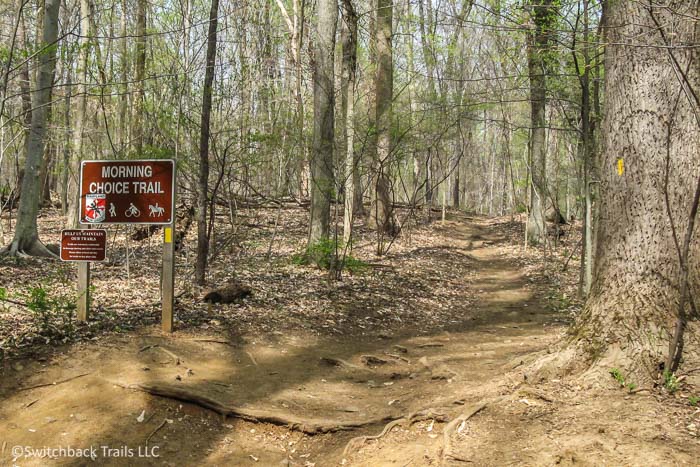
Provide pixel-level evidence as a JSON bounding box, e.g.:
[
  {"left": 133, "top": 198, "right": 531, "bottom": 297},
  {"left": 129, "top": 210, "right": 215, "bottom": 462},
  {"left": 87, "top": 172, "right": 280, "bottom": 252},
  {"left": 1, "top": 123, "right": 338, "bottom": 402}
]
[
  {"left": 308, "top": 0, "right": 337, "bottom": 245},
  {"left": 369, "top": 0, "right": 396, "bottom": 240},
  {"left": 194, "top": 0, "right": 220, "bottom": 285},
  {"left": 526, "top": 0, "right": 553, "bottom": 245},
  {"left": 4, "top": 0, "right": 60, "bottom": 256},
  {"left": 574, "top": 0, "right": 700, "bottom": 378}
]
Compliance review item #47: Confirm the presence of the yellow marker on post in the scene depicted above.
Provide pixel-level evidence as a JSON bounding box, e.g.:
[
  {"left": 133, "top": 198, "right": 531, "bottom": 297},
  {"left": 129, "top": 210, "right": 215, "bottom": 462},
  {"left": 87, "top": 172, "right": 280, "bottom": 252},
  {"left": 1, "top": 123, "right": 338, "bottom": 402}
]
[
  {"left": 617, "top": 158, "right": 624, "bottom": 176},
  {"left": 164, "top": 227, "right": 172, "bottom": 243}
]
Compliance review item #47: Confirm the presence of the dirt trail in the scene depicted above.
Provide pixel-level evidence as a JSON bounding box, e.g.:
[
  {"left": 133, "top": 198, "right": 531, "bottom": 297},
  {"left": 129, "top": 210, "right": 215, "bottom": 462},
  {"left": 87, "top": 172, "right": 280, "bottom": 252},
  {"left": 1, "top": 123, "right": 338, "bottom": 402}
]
[{"left": 0, "top": 216, "right": 697, "bottom": 466}]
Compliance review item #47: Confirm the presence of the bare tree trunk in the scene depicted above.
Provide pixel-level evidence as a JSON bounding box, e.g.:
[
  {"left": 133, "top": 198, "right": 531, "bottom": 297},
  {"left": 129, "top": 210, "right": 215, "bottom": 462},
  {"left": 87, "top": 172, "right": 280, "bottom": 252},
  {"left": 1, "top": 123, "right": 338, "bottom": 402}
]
[
  {"left": 369, "top": 0, "right": 395, "bottom": 249},
  {"left": 194, "top": 0, "right": 220, "bottom": 286},
  {"left": 2, "top": 0, "right": 60, "bottom": 257},
  {"left": 133, "top": 0, "right": 146, "bottom": 154},
  {"left": 61, "top": 72, "right": 71, "bottom": 214},
  {"left": 119, "top": 0, "right": 128, "bottom": 150},
  {"left": 525, "top": 0, "right": 554, "bottom": 245},
  {"left": 418, "top": 0, "right": 435, "bottom": 220},
  {"left": 67, "top": 0, "right": 90, "bottom": 227},
  {"left": 294, "top": 0, "right": 308, "bottom": 199},
  {"left": 340, "top": 0, "right": 358, "bottom": 245},
  {"left": 307, "top": 0, "right": 337, "bottom": 245}
]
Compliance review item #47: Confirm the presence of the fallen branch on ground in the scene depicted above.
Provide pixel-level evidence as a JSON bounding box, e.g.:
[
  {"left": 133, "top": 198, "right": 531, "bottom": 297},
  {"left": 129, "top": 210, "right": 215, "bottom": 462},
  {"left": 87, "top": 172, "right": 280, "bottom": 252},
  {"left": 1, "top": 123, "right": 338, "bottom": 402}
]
[
  {"left": 0, "top": 296, "right": 30, "bottom": 309},
  {"left": 113, "top": 381, "right": 401, "bottom": 435},
  {"left": 146, "top": 419, "right": 168, "bottom": 445},
  {"left": 18, "top": 373, "right": 91, "bottom": 392}
]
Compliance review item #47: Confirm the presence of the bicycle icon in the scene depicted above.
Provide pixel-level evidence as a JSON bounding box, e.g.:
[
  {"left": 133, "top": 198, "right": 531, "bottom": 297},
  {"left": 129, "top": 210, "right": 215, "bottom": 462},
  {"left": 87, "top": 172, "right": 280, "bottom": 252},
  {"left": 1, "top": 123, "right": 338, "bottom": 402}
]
[{"left": 125, "top": 203, "right": 141, "bottom": 218}]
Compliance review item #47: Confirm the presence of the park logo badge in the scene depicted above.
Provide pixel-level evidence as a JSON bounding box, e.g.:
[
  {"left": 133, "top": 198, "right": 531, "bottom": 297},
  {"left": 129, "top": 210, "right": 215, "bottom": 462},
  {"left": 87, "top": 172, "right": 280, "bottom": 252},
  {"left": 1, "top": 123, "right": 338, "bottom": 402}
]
[{"left": 85, "top": 193, "right": 106, "bottom": 223}]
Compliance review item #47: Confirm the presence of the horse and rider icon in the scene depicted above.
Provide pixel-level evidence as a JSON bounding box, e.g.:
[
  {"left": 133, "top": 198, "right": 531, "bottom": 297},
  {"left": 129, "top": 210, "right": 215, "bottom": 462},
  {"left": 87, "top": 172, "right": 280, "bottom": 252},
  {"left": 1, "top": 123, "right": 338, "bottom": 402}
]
[{"left": 149, "top": 203, "right": 165, "bottom": 217}]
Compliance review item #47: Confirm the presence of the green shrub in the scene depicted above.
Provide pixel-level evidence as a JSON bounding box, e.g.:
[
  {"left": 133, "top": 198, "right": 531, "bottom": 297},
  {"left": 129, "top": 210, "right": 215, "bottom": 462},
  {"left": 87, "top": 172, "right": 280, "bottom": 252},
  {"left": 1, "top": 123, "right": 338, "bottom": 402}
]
[
  {"left": 293, "top": 238, "right": 368, "bottom": 274},
  {"left": 663, "top": 371, "right": 679, "bottom": 393},
  {"left": 609, "top": 368, "right": 625, "bottom": 387}
]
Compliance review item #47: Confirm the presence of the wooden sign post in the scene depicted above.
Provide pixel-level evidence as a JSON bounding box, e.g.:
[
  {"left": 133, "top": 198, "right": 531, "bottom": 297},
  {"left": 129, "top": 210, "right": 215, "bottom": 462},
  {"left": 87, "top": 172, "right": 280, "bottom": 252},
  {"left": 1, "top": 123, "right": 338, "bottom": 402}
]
[
  {"left": 77, "top": 159, "right": 176, "bottom": 331},
  {"left": 60, "top": 229, "right": 107, "bottom": 321},
  {"left": 161, "top": 165, "right": 176, "bottom": 333}
]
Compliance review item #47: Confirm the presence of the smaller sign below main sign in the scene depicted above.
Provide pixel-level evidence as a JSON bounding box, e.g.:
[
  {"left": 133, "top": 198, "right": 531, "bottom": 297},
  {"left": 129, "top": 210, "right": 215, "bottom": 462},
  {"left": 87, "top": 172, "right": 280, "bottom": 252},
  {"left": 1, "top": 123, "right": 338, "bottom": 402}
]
[{"left": 60, "top": 229, "right": 107, "bottom": 262}]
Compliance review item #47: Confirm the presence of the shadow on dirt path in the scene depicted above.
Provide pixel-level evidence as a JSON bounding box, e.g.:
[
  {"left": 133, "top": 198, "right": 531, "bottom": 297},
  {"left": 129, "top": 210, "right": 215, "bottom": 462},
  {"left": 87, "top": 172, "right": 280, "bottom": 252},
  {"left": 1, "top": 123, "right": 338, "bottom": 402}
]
[{"left": 0, "top": 214, "right": 612, "bottom": 466}]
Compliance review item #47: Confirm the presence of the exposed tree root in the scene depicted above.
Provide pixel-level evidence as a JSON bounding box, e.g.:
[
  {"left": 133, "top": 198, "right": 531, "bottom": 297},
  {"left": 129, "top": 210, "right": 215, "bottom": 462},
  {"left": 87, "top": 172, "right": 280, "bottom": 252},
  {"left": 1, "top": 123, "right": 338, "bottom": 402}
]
[
  {"left": 114, "top": 381, "right": 401, "bottom": 435},
  {"left": 384, "top": 353, "right": 410, "bottom": 363},
  {"left": 417, "top": 343, "right": 445, "bottom": 348},
  {"left": 342, "top": 409, "right": 448, "bottom": 458},
  {"left": 138, "top": 345, "right": 181, "bottom": 365},
  {"left": 320, "top": 356, "right": 366, "bottom": 371},
  {"left": 191, "top": 339, "right": 237, "bottom": 346},
  {"left": 1, "top": 238, "right": 58, "bottom": 258},
  {"left": 441, "top": 402, "right": 488, "bottom": 465},
  {"left": 361, "top": 354, "right": 389, "bottom": 366},
  {"left": 245, "top": 351, "right": 258, "bottom": 366}
]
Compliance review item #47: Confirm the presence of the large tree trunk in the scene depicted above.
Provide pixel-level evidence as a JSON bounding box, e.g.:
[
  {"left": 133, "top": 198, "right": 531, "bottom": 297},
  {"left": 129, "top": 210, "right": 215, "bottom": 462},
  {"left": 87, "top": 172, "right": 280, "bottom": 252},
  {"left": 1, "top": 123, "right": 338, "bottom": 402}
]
[
  {"left": 570, "top": 0, "right": 700, "bottom": 380},
  {"left": 418, "top": 0, "right": 434, "bottom": 220},
  {"left": 369, "top": 0, "right": 396, "bottom": 247},
  {"left": 307, "top": 0, "right": 337, "bottom": 245},
  {"left": 2, "top": 0, "right": 60, "bottom": 257},
  {"left": 340, "top": 0, "right": 358, "bottom": 246},
  {"left": 525, "top": 0, "right": 553, "bottom": 245},
  {"left": 66, "top": 0, "right": 90, "bottom": 228},
  {"left": 194, "top": 0, "right": 220, "bottom": 286},
  {"left": 119, "top": 0, "right": 128, "bottom": 150},
  {"left": 292, "top": 0, "right": 309, "bottom": 200},
  {"left": 362, "top": 0, "right": 378, "bottom": 216},
  {"left": 133, "top": 0, "right": 146, "bottom": 154}
]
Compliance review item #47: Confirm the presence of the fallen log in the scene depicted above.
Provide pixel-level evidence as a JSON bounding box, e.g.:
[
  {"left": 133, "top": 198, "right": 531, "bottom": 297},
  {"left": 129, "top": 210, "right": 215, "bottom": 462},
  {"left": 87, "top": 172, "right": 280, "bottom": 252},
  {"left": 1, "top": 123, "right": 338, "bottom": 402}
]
[{"left": 203, "top": 280, "right": 252, "bottom": 304}]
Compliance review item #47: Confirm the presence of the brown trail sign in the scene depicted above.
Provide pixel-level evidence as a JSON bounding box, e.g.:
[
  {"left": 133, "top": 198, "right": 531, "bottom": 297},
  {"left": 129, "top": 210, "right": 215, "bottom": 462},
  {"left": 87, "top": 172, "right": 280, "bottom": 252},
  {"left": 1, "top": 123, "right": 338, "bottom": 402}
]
[
  {"left": 79, "top": 160, "right": 175, "bottom": 225},
  {"left": 75, "top": 159, "right": 176, "bottom": 331},
  {"left": 60, "top": 229, "right": 107, "bottom": 262}
]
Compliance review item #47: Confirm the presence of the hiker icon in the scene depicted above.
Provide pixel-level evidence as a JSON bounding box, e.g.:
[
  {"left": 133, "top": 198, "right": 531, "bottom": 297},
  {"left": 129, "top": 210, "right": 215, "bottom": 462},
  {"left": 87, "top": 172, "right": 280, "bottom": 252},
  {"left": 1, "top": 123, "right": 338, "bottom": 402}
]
[
  {"left": 125, "top": 203, "right": 140, "bottom": 217},
  {"left": 109, "top": 203, "right": 116, "bottom": 217}
]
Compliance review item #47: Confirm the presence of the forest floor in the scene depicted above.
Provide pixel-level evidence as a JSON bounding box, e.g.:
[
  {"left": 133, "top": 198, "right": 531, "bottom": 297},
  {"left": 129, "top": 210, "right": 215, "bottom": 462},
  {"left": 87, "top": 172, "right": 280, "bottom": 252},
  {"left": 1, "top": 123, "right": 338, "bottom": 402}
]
[{"left": 0, "top": 206, "right": 699, "bottom": 466}]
